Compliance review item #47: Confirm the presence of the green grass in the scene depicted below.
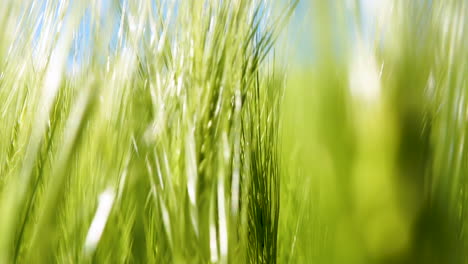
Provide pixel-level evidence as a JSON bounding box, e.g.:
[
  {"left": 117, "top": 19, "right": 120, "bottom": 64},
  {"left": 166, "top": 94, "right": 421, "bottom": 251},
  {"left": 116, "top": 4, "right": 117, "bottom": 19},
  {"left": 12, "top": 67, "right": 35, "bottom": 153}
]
[
  {"left": 0, "top": 0, "right": 297, "bottom": 263},
  {"left": 0, "top": 0, "right": 467, "bottom": 263}
]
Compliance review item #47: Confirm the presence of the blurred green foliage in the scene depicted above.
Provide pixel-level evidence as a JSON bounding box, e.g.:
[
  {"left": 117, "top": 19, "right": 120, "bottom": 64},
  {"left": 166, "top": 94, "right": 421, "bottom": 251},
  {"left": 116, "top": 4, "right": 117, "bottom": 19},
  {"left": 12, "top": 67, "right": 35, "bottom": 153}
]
[{"left": 280, "top": 0, "right": 468, "bottom": 263}]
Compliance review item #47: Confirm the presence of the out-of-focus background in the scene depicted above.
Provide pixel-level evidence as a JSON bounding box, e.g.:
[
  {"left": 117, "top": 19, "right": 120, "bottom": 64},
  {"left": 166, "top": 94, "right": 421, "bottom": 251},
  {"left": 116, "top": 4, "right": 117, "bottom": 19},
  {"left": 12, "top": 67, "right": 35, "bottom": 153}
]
[{"left": 280, "top": 0, "right": 468, "bottom": 263}]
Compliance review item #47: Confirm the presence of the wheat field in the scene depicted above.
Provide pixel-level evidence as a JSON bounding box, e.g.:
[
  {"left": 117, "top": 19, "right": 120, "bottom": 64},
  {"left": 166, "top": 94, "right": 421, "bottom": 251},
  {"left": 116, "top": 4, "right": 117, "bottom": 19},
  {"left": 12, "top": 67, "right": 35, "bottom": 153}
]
[{"left": 0, "top": 0, "right": 467, "bottom": 263}]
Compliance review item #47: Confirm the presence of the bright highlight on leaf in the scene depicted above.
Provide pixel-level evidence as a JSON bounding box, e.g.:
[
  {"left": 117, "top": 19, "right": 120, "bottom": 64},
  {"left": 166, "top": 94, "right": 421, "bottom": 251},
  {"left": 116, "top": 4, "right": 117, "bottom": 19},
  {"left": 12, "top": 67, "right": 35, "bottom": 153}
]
[{"left": 84, "top": 188, "right": 116, "bottom": 255}]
